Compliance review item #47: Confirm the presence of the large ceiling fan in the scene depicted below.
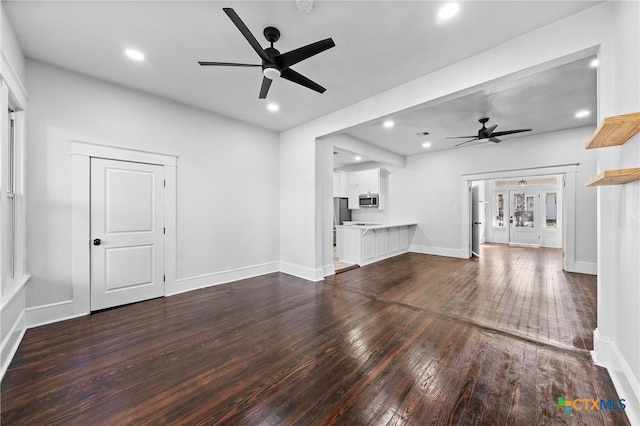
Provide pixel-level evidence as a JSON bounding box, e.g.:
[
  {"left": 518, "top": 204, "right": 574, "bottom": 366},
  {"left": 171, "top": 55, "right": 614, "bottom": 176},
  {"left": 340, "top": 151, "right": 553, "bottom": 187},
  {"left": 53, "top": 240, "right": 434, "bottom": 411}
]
[
  {"left": 448, "top": 117, "right": 532, "bottom": 147},
  {"left": 198, "top": 8, "right": 335, "bottom": 99}
]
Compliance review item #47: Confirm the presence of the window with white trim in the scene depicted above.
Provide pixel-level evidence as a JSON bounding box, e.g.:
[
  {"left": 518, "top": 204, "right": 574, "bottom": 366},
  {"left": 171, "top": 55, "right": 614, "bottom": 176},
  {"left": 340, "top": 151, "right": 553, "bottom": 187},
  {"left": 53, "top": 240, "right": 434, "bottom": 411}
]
[
  {"left": 7, "top": 109, "right": 16, "bottom": 278},
  {"left": 544, "top": 192, "right": 558, "bottom": 228}
]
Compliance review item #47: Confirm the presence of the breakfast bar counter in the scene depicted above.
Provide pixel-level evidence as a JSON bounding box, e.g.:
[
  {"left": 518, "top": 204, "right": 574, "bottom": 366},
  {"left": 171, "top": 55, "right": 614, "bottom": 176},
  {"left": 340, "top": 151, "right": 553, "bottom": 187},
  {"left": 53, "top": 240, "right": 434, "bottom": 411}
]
[{"left": 335, "top": 223, "right": 417, "bottom": 266}]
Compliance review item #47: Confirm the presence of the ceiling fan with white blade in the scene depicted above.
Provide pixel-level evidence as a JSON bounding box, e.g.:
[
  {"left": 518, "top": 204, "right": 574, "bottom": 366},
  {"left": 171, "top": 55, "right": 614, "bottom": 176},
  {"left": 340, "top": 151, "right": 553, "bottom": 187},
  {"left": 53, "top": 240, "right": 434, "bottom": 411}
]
[
  {"left": 447, "top": 117, "right": 532, "bottom": 147},
  {"left": 198, "top": 8, "right": 335, "bottom": 99}
]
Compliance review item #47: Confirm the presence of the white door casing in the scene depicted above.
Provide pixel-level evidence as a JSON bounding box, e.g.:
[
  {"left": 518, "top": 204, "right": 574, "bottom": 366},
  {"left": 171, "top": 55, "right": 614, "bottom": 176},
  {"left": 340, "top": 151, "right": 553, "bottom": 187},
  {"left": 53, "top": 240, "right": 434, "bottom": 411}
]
[
  {"left": 461, "top": 164, "right": 577, "bottom": 270},
  {"left": 471, "top": 185, "right": 480, "bottom": 256},
  {"left": 90, "top": 158, "right": 165, "bottom": 311}
]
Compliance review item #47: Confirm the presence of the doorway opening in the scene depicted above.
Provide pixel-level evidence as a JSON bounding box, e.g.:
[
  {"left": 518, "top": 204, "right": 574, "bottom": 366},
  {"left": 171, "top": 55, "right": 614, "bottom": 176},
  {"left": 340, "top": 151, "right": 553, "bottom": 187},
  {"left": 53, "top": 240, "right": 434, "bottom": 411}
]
[
  {"left": 462, "top": 164, "right": 576, "bottom": 271},
  {"left": 475, "top": 174, "right": 563, "bottom": 250}
]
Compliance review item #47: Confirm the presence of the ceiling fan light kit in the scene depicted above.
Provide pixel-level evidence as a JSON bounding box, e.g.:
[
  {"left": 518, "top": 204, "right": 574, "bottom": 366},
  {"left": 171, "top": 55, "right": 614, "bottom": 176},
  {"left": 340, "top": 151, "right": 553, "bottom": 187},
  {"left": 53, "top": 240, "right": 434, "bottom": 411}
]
[
  {"left": 198, "top": 8, "right": 335, "bottom": 99},
  {"left": 263, "top": 67, "right": 281, "bottom": 80}
]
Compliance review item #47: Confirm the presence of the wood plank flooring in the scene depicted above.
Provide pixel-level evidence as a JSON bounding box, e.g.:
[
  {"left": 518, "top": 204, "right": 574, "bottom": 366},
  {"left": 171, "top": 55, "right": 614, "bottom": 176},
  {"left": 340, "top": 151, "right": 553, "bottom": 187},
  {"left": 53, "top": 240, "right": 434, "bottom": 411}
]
[
  {"left": 1, "top": 244, "right": 629, "bottom": 425},
  {"left": 327, "top": 244, "right": 596, "bottom": 351}
]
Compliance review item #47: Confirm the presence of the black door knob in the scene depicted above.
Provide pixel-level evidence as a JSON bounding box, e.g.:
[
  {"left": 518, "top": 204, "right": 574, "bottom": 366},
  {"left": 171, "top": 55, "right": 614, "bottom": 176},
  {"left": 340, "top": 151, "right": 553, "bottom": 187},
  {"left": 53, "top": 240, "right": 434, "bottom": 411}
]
[{"left": 93, "top": 238, "right": 101, "bottom": 246}]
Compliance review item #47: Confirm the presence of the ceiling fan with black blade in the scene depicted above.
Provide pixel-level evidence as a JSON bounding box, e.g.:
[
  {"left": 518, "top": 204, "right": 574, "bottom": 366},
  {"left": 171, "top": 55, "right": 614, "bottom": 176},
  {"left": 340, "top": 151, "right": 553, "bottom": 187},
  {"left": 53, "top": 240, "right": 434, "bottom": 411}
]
[
  {"left": 447, "top": 117, "right": 532, "bottom": 147},
  {"left": 198, "top": 8, "right": 335, "bottom": 99}
]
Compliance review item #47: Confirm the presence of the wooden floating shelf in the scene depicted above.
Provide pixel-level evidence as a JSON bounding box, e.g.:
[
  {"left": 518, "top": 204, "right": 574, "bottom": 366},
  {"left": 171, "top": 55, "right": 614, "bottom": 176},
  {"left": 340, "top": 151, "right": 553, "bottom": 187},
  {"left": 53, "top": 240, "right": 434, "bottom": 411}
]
[
  {"left": 585, "top": 168, "right": 640, "bottom": 187},
  {"left": 585, "top": 112, "right": 640, "bottom": 149}
]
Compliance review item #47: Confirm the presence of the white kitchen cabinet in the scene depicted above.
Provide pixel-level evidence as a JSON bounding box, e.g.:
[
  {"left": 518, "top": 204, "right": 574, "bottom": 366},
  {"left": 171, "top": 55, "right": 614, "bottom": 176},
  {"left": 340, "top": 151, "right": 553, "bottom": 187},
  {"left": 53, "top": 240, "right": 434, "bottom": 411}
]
[
  {"left": 359, "top": 169, "right": 380, "bottom": 194},
  {"left": 335, "top": 224, "right": 417, "bottom": 266},
  {"left": 346, "top": 168, "right": 387, "bottom": 209},
  {"left": 333, "top": 171, "right": 349, "bottom": 197},
  {"left": 375, "top": 230, "right": 389, "bottom": 257},
  {"left": 361, "top": 231, "right": 376, "bottom": 262},
  {"left": 347, "top": 172, "right": 361, "bottom": 209},
  {"left": 388, "top": 227, "right": 399, "bottom": 253}
]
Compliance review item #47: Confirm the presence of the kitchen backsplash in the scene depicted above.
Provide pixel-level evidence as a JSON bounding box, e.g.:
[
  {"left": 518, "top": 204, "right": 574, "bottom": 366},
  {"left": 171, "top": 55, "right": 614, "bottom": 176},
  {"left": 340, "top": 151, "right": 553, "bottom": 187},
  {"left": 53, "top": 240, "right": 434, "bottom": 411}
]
[{"left": 351, "top": 209, "right": 388, "bottom": 223}]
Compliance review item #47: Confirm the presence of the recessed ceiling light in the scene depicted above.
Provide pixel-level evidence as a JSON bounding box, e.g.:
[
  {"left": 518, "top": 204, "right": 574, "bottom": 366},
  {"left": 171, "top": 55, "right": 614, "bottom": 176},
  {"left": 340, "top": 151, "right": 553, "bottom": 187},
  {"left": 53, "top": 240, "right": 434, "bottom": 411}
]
[
  {"left": 267, "top": 103, "right": 279, "bottom": 112},
  {"left": 125, "top": 48, "right": 145, "bottom": 61},
  {"left": 422, "top": 142, "right": 432, "bottom": 148},
  {"left": 575, "top": 110, "right": 590, "bottom": 118},
  {"left": 590, "top": 59, "right": 599, "bottom": 68},
  {"left": 383, "top": 120, "right": 395, "bottom": 128},
  {"left": 438, "top": 3, "right": 460, "bottom": 21},
  {"left": 355, "top": 156, "right": 362, "bottom": 161}
]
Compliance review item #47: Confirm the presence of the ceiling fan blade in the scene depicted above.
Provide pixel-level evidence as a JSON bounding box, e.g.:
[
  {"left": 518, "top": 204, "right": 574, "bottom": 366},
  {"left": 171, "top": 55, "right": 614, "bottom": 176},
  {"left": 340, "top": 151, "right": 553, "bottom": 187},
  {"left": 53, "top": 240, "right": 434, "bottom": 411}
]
[
  {"left": 277, "top": 38, "right": 336, "bottom": 69},
  {"left": 455, "top": 138, "right": 479, "bottom": 147},
  {"left": 223, "top": 8, "right": 271, "bottom": 63},
  {"left": 198, "top": 61, "right": 261, "bottom": 67},
  {"left": 446, "top": 135, "right": 477, "bottom": 139},
  {"left": 482, "top": 124, "right": 498, "bottom": 136},
  {"left": 259, "top": 76, "right": 272, "bottom": 99},
  {"left": 281, "top": 68, "right": 326, "bottom": 93},
  {"left": 490, "top": 128, "right": 532, "bottom": 137},
  {"left": 488, "top": 137, "right": 502, "bottom": 143}
]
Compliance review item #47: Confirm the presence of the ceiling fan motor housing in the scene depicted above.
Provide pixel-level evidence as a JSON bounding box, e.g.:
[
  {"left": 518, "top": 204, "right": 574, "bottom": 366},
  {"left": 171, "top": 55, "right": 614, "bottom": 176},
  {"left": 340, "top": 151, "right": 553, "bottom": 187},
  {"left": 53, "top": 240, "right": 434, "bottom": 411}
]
[{"left": 262, "top": 46, "right": 282, "bottom": 79}]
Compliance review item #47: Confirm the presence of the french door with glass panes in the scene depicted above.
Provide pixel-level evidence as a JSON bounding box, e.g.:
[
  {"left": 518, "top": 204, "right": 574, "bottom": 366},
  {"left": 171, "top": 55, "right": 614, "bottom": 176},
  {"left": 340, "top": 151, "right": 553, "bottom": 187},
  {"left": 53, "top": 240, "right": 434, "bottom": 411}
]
[{"left": 509, "top": 189, "right": 538, "bottom": 245}]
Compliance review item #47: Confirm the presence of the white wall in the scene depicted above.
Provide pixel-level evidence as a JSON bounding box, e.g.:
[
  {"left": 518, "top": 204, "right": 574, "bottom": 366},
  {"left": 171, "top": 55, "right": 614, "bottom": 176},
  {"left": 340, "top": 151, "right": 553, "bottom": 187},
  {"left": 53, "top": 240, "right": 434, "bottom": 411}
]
[
  {"left": 25, "top": 61, "right": 280, "bottom": 310},
  {"left": 592, "top": 1, "right": 640, "bottom": 424},
  {"left": 0, "top": 2, "right": 29, "bottom": 379}
]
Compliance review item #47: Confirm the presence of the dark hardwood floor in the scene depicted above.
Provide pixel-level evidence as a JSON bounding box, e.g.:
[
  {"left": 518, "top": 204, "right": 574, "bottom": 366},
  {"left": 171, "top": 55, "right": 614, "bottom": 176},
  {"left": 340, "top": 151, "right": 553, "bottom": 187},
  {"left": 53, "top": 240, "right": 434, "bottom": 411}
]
[
  {"left": 327, "top": 244, "right": 596, "bottom": 351},
  {"left": 1, "top": 244, "right": 629, "bottom": 425}
]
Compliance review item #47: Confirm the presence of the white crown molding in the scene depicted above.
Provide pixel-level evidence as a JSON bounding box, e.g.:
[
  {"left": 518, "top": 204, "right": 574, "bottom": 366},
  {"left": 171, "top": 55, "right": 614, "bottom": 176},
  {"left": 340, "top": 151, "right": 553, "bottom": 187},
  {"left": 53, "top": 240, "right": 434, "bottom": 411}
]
[{"left": 0, "top": 51, "right": 29, "bottom": 108}]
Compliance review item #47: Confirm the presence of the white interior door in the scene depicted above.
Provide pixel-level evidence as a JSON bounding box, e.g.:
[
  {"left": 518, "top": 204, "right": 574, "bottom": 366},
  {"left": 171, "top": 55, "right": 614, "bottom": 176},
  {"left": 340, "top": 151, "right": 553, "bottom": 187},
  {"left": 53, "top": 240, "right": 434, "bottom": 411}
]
[
  {"left": 509, "top": 189, "right": 538, "bottom": 246},
  {"left": 91, "top": 158, "right": 165, "bottom": 311}
]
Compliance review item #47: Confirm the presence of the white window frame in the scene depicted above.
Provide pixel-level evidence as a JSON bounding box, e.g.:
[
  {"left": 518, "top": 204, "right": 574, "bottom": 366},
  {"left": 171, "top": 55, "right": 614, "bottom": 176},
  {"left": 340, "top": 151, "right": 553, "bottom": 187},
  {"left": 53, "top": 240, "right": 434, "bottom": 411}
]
[{"left": 7, "top": 109, "right": 16, "bottom": 279}]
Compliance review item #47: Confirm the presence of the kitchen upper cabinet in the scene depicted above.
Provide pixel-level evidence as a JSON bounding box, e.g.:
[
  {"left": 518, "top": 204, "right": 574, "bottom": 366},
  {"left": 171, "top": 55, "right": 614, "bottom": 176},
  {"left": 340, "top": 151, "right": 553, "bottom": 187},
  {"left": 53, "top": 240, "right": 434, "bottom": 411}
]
[
  {"left": 359, "top": 169, "right": 380, "bottom": 194},
  {"left": 346, "top": 168, "right": 387, "bottom": 209},
  {"left": 333, "top": 171, "right": 348, "bottom": 197},
  {"left": 347, "top": 173, "right": 360, "bottom": 209}
]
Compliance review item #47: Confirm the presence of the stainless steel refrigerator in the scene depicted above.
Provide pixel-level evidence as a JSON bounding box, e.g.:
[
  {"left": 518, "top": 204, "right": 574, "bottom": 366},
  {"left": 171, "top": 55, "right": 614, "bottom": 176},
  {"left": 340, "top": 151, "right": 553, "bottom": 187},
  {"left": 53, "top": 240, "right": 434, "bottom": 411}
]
[{"left": 333, "top": 197, "right": 351, "bottom": 245}]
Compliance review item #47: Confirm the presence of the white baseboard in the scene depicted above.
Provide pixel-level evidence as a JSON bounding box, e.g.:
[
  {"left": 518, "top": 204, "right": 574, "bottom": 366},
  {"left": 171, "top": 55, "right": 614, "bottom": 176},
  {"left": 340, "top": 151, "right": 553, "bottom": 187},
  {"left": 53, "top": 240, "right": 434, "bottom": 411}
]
[
  {"left": 572, "top": 261, "right": 597, "bottom": 275},
  {"left": 1, "top": 311, "right": 25, "bottom": 381},
  {"left": 409, "top": 244, "right": 469, "bottom": 259},
  {"left": 26, "top": 299, "right": 83, "bottom": 328},
  {"left": 322, "top": 263, "right": 335, "bottom": 277},
  {"left": 168, "top": 261, "right": 281, "bottom": 296},
  {"left": 508, "top": 242, "right": 540, "bottom": 248},
  {"left": 279, "top": 261, "right": 323, "bottom": 282},
  {"left": 1, "top": 284, "right": 27, "bottom": 380},
  {"left": 592, "top": 329, "right": 639, "bottom": 426}
]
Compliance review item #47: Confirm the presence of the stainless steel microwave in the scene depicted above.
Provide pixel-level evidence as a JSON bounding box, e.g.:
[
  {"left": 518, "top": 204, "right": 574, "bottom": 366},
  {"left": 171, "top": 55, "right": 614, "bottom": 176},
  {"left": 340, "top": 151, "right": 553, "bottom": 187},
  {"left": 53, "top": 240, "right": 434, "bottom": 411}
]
[{"left": 359, "top": 194, "right": 379, "bottom": 208}]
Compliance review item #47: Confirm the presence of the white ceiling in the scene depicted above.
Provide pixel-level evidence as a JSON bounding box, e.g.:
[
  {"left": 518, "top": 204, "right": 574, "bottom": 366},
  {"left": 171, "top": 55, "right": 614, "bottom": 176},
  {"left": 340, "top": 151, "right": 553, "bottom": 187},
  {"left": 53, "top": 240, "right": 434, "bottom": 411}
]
[
  {"left": 6, "top": 0, "right": 601, "bottom": 137},
  {"left": 339, "top": 55, "right": 598, "bottom": 163}
]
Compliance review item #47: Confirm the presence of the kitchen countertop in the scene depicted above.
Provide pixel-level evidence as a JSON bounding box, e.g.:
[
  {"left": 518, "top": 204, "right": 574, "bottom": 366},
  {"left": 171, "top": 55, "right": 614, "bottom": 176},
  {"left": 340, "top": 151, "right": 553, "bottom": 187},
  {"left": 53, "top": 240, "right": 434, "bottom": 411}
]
[{"left": 335, "top": 222, "right": 417, "bottom": 230}]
